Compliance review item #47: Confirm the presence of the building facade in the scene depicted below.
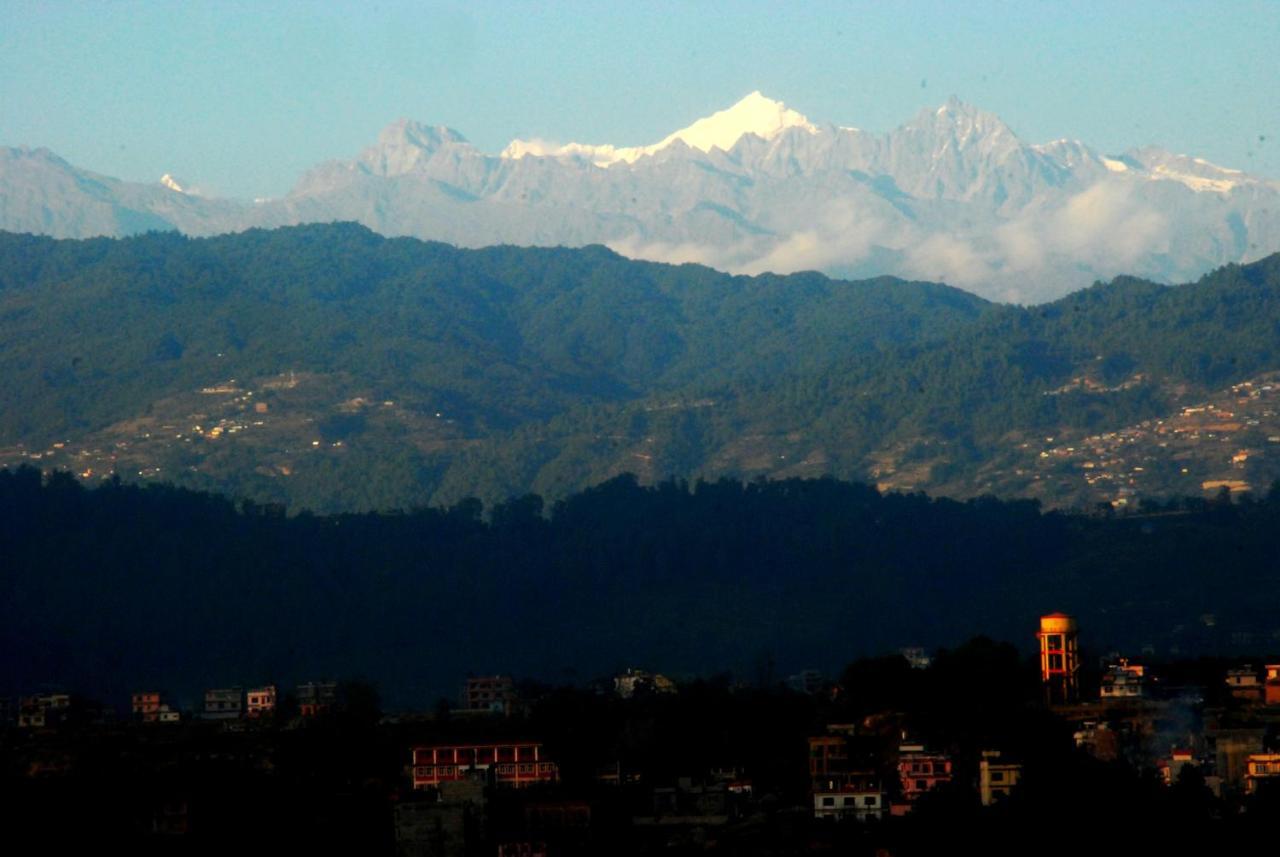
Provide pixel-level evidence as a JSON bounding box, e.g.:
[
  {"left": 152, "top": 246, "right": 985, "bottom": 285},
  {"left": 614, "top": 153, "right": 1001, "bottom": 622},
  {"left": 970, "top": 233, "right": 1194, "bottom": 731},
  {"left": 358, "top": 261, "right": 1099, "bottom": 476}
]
[{"left": 412, "top": 743, "right": 559, "bottom": 790}]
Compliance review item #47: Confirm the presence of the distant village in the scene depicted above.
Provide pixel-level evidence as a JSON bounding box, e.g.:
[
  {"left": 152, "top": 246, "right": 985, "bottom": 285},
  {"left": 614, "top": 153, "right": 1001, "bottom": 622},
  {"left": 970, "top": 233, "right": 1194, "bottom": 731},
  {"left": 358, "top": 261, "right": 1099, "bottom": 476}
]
[
  {"left": 7, "top": 370, "right": 1280, "bottom": 518},
  {"left": 7, "top": 613, "right": 1280, "bottom": 852}
]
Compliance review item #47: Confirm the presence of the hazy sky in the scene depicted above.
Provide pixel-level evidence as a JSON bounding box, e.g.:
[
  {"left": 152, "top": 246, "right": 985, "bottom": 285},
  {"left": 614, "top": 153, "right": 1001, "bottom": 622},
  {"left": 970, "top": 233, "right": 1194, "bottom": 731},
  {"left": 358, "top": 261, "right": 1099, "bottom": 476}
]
[{"left": 2, "top": 1, "right": 1277, "bottom": 199}]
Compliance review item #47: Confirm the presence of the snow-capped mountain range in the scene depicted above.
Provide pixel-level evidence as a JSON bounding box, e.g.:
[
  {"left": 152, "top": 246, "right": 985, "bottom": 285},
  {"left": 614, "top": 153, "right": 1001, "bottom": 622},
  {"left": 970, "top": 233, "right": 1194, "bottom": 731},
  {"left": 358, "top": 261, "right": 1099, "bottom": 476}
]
[{"left": 2, "top": 92, "right": 1277, "bottom": 302}]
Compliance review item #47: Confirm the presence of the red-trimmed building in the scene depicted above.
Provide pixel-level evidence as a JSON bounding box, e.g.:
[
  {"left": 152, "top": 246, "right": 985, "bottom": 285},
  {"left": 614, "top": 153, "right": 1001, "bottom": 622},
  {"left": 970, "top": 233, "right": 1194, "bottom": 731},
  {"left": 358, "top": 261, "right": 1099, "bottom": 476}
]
[
  {"left": 808, "top": 733, "right": 885, "bottom": 820},
  {"left": 897, "top": 743, "right": 953, "bottom": 802},
  {"left": 1264, "top": 665, "right": 1280, "bottom": 707},
  {"left": 132, "top": 692, "right": 162, "bottom": 722},
  {"left": 412, "top": 742, "right": 559, "bottom": 790}
]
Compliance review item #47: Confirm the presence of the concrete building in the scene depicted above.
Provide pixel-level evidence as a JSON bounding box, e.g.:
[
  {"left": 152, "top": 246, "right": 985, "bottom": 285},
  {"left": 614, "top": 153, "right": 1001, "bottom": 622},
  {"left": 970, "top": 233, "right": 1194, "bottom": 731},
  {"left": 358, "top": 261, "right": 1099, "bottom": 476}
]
[
  {"left": 614, "top": 669, "right": 677, "bottom": 699},
  {"left": 1226, "top": 666, "right": 1263, "bottom": 704},
  {"left": 1100, "top": 659, "right": 1146, "bottom": 700},
  {"left": 1210, "top": 727, "right": 1266, "bottom": 790},
  {"left": 900, "top": 647, "right": 932, "bottom": 670},
  {"left": 1161, "top": 748, "right": 1198, "bottom": 786},
  {"left": 459, "top": 675, "right": 517, "bottom": 715},
  {"left": 897, "top": 743, "right": 953, "bottom": 803},
  {"left": 297, "top": 680, "right": 338, "bottom": 717},
  {"left": 17, "top": 693, "right": 70, "bottom": 729},
  {"left": 203, "top": 687, "right": 243, "bottom": 720},
  {"left": 1264, "top": 665, "right": 1280, "bottom": 706},
  {"left": 246, "top": 685, "right": 277, "bottom": 718},
  {"left": 395, "top": 776, "right": 486, "bottom": 857},
  {"left": 813, "top": 785, "right": 884, "bottom": 821},
  {"left": 412, "top": 742, "right": 559, "bottom": 790},
  {"left": 132, "top": 691, "right": 162, "bottom": 722},
  {"left": 979, "top": 751, "right": 1022, "bottom": 806},
  {"left": 786, "top": 670, "right": 826, "bottom": 695},
  {"left": 1244, "top": 753, "right": 1280, "bottom": 795},
  {"left": 807, "top": 729, "right": 885, "bottom": 820}
]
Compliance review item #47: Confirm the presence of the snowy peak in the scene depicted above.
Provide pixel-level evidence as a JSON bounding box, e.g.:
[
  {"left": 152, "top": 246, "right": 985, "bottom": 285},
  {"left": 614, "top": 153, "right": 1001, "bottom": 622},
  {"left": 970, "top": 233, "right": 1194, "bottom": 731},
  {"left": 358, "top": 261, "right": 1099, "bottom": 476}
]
[
  {"left": 501, "top": 91, "right": 817, "bottom": 167},
  {"left": 656, "top": 91, "right": 818, "bottom": 155},
  {"left": 360, "top": 119, "right": 476, "bottom": 177},
  {"left": 160, "top": 173, "right": 187, "bottom": 193},
  {"left": 1125, "top": 146, "right": 1252, "bottom": 194},
  {"left": 902, "top": 96, "right": 1018, "bottom": 150}
]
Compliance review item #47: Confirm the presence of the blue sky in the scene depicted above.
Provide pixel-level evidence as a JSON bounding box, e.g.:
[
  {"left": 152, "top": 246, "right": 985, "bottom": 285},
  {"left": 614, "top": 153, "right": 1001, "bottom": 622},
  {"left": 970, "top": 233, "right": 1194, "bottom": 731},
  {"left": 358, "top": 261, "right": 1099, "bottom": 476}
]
[{"left": 2, "top": 0, "right": 1277, "bottom": 199}]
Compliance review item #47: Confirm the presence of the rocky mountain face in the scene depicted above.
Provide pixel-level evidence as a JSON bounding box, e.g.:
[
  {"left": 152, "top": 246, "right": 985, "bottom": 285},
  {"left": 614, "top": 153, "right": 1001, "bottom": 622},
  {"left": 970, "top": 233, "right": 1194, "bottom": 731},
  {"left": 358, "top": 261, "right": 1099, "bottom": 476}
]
[{"left": 3, "top": 94, "right": 1278, "bottom": 302}]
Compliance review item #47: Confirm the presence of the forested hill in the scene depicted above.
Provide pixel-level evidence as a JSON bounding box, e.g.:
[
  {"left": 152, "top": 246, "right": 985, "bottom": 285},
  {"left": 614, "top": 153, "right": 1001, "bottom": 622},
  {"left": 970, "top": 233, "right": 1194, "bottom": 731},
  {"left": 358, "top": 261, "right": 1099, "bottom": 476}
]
[
  {"left": 4, "top": 467, "right": 1280, "bottom": 707},
  {"left": 2, "top": 225, "right": 1280, "bottom": 511}
]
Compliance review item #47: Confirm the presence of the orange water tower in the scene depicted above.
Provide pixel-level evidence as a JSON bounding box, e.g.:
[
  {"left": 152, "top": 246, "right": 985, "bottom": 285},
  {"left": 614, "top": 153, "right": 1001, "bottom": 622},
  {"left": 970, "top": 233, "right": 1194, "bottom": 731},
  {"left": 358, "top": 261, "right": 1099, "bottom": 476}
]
[{"left": 1038, "top": 613, "right": 1080, "bottom": 705}]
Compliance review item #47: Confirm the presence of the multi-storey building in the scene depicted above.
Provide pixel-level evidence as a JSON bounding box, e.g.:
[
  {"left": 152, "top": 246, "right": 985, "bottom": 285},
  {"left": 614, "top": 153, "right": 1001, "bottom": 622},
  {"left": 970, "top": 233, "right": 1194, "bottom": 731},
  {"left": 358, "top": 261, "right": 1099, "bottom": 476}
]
[
  {"left": 412, "top": 742, "right": 559, "bottom": 790},
  {"left": 897, "top": 743, "right": 953, "bottom": 802},
  {"left": 1100, "top": 659, "right": 1146, "bottom": 700},
  {"left": 460, "top": 675, "right": 518, "bottom": 715},
  {"left": 978, "top": 751, "right": 1022, "bottom": 806},
  {"left": 17, "top": 693, "right": 71, "bottom": 729},
  {"left": 1264, "top": 665, "right": 1280, "bottom": 706},
  {"left": 246, "top": 685, "right": 277, "bottom": 718},
  {"left": 1161, "top": 748, "right": 1197, "bottom": 786},
  {"left": 203, "top": 687, "right": 243, "bottom": 720},
  {"left": 1244, "top": 753, "right": 1280, "bottom": 794},
  {"left": 812, "top": 771, "right": 884, "bottom": 821},
  {"left": 297, "top": 681, "right": 338, "bottom": 717},
  {"left": 1226, "top": 666, "right": 1263, "bottom": 704},
  {"left": 614, "top": 669, "right": 677, "bottom": 699},
  {"left": 132, "top": 692, "right": 162, "bottom": 722},
  {"left": 808, "top": 732, "right": 884, "bottom": 820}
]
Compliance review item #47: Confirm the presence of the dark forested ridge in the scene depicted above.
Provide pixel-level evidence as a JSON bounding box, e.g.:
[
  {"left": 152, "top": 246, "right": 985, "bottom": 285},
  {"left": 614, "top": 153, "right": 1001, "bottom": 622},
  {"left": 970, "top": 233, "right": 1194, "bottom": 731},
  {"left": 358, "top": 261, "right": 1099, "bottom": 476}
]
[
  {"left": 3, "top": 225, "right": 1280, "bottom": 512},
  {"left": 4, "top": 466, "right": 1280, "bottom": 707}
]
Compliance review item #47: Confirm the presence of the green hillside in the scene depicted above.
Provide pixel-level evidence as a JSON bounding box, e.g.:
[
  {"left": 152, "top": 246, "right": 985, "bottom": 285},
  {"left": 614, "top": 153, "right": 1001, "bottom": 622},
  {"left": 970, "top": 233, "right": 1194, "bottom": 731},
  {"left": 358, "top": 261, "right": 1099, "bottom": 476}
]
[{"left": 1, "top": 224, "right": 1279, "bottom": 511}]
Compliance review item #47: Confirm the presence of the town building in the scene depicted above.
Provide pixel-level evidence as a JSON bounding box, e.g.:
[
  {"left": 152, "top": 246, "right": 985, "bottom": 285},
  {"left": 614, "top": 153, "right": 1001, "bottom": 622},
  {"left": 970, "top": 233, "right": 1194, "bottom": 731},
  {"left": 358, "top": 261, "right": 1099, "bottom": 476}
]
[
  {"left": 1161, "top": 748, "right": 1198, "bottom": 786},
  {"left": 203, "top": 687, "right": 243, "bottom": 720},
  {"left": 786, "top": 669, "right": 826, "bottom": 695},
  {"left": 1226, "top": 666, "right": 1263, "bottom": 704},
  {"left": 297, "top": 680, "right": 338, "bottom": 717},
  {"left": 978, "top": 751, "right": 1022, "bottom": 806},
  {"left": 1038, "top": 613, "right": 1080, "bottom": 704},
  {"left": 395, "top": 775, "right": 486, "bottom": 857},
  {"left": 1100, "top": 659, "right": 1147, "bottom": 700},
  {"left": 17, "top": 693, "right": 70, "bottom": 729},
  {"left": 411, "top": 742, "right": 559, "bottom": 790},
  {"left": 1264, "top": 665, "right": 1280, "bottom": 706},
  {"left": 641, "top": 778, "right": 734, "bottom": 826},
  {"left": 614, "top": 669, "right": 677, "bottom": 699},
  {"left": 1244, "top": 753, "right": 1280, "bottom": 794},
  {"left": 132, "top": 691, "right": 162, "bottom": 722},
  {"left": 246, "top": 685, "right": 277, "bottom": 718},
  {"left": 897, "top": 743, "right": 953, "bottom": 803},
  {"left": 807, "top": 727, "right": 886, "bottom": 820},
  {"left": 459, "top": 675, "right": 518, "bottom": 715},
  {"left": 812, "top": 770, "right": 885, "bottom": 821},
  {"left": 900, "top": 647, "right": 932, "bottom": 670},
  {"left": 1209, "top": 726, "right": 1265, "bottom": 790}
]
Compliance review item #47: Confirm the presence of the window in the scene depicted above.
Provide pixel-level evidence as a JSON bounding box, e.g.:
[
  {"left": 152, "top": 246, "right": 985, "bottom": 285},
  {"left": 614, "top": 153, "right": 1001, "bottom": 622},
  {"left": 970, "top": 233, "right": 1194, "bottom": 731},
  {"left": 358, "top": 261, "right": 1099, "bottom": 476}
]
[
  {"left": 1047, "top": 634, "right": 1062, "bottom": 648},
  {"left": 1049, "top": 653, "right": 1064, "bottom": 670},
  {"left": 863, "top": 796, "right": 877, "bottom": 806},
  {"left": 821, "top": 797, "right": 835, "bottom": 807}
]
